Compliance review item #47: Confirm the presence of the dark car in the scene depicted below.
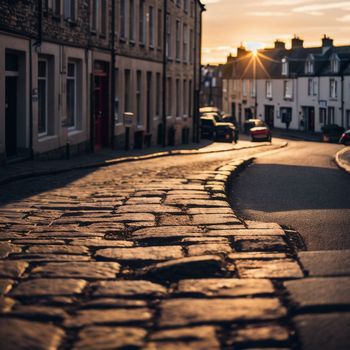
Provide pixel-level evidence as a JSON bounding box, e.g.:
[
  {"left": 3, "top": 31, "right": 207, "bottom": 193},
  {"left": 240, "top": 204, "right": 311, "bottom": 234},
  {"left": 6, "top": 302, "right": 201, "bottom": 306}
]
[
  {"left": 322, "top": 124, "right": 345, "bottom": 143},
  {"left": 339, "top": 129, "right": 350, "bottom": 145},
  {"left": 200, "top": 114, "right": 217, "bottom": 139},
  {"left": 243, "top": 118, "right": 266, "bottom": 134},
  {"left": 215, "top": 122, "right": 238, "bottom": 143},
  {"left": 222, "top": 114, "right": 239, "bottom": 128}
]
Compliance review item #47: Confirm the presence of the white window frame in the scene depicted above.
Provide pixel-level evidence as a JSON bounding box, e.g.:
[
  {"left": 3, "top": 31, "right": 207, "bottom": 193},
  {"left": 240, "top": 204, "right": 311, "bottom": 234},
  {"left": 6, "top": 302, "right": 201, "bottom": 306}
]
[
  {"left": 305, "top": 59, "right": 314, "bottom": 74},
  {"left": 282, "top": 58, "right": 288, "bottom": 76},
  {"left": 331, "top": 56, "right": 340, "bottom": 74},
  {"left": 284, "top": 80, "right": 293, "bottom": 99},
  {"left": 67, "top": 61, "right": 77, "bottom": 130},
  {"left": 183, "top": 23, "right": 189, "bottom": 63},
  {"left": 242, "top": 80, "right": 247, "bottom": 97},
  {"left": 266, "top": 80, "right": 272, "bottom": 99},
  {"left": 166, "top": 14, "right": 172, "bottom": 58},
  {"left": 176, "top": 20, "right": 181, "bottom": 61},
  {"left": 38, "top": 59, "right": 49, "bottom": 137},
  {"left": 330, "top": 79, "right": 337, "bottom": 99},
  {"left": 250, "top": 79, "right": 256, "bottom": 98}
]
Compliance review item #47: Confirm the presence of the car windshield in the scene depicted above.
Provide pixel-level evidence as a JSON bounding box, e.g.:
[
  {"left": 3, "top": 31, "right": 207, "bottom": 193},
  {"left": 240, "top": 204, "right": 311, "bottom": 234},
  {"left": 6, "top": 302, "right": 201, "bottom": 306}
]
[{"left": 201, "top": 119, "right": 215, "bottom": 126}]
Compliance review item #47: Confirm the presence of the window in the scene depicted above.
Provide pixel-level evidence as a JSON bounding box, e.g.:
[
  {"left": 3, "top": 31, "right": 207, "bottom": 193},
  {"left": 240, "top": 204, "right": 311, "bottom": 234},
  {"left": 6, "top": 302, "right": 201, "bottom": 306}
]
[
  {"left": 66, "top": 62, "right": 77, "bottom": 128},
  {"left": 282, "top": 58, "right": 288, "bottom": 76},
  {"left": 139, "top": 0, "right": 145, "bottom": 44},
  {"left": 191, "top": 0, "right": 194, "bottom": 17},
  {"left": 53, "top": 0, "right": 61, "bottom": 16},
  {"left": 166, "top": 14, "right": 171, "bottom": 58},
  {"left": 183, "top": 80, "right": 187, "bottom": 116},
  {"left": 136, "top": 70, "right": 142, "bottom": 125},
  {"left": 157, "top": 9, "right": 162, "bottom": 49},
  {"left": 114, "top": 69, "right": 119, "bottom": 122},
  {"left": 129, "top": 0, "right": 135, "bottom": 41},
  {"left": 167, "top": 77, "right": 172, "bottom": 116},
  {"left": 266, "top": 81, "right": 272, "bottom": 98},
  {"left": 331, "top": 55, "right": 340, "bottom": 74},
  {"left": 319, "top": 108, "right": 326, "bottom": 124},
  {"left": 176, "top": 20, "right": 181, "bottom": 60},
  {"left": 250, "top": 80, "right": 256, "bottom": 98},
  {"left": 156, "top": 73, "right": 161, "bottom": 117},
  {"left": 100, "top": 0, "right": 107, "bottom": 35},
  {"left": 149, "top": 6, "right": 154, "bottom": 47},
  {"left": 64, "top": 0, "right": 75, "bottom": 21},
  {"left": 308, "top": 78, "right": 313, "bottom": 96},
  {"left": 330, "top": 79, "right": 337, "bottom": 99},
  {"left": 91, "top": 0, "right": 98, "bottom": 31},
  {"left": 120, "top": 0, "right": 126, "bottom": 38},
  {"left": 328, "top": 107, "right": 335, "bottom": 124},
  {"left": 242, "top": 80, "right": 247, "bottom": 97},
  {"left": 183, "top": 24, "right": 188, "bottom": 62},
  {"left": 176, "top": 79, "right": 180, "bottom": 117},
  {"left": 305, "top": 58, "right": 314, "bottom": 74},
  {"left": 184, "top": 0, "right": 189, "bottom": 13},
  {"left": 284, "top": 80, "right": 293, "bottom": 99},
  {"left": 124, "top": 69, "right": 131, "bottom": 112},
  {"left": 38, "top": 60, "right": 48, "bottom": 135}
]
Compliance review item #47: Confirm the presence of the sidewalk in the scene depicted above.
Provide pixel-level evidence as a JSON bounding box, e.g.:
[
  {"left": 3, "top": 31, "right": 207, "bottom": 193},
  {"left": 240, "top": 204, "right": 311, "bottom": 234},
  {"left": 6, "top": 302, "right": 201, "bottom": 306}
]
[
  {"left": 272, "top": 128, "right": 322, "bottom": 142},
  {"left": 0, "top": 137, "right": 275, "bottom": 185},
  {"left": 335, "top": 147, "right": 350, "bottom": 174}
]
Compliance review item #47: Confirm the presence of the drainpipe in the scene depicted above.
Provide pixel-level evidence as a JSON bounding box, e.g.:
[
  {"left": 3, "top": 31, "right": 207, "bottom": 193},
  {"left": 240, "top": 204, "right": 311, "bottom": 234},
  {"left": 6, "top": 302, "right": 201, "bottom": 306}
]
[
  {"left": 192, "top": 4, "right": 198, "bottom": 143},
  {"left": 29, "top": 39, "right": 34, "bottom": 159},
  {"left": 111, "top": 0, "right": 116, "bottom": 148},
  {"left": 162, "top": 0, "right": 168, "bottom": 147},
  {"left": 341, "top": 74, "right": 344, "bottom": 128}
]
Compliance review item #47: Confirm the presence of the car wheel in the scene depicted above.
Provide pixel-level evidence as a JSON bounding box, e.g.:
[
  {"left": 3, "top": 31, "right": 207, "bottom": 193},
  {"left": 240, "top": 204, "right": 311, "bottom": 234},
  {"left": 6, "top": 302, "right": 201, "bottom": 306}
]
[
  {"left": 251, "top": 136, "right": 255, "bottom": 142},
  {"left": 267, "top": 135, "right": 272, "bottom": 142}
]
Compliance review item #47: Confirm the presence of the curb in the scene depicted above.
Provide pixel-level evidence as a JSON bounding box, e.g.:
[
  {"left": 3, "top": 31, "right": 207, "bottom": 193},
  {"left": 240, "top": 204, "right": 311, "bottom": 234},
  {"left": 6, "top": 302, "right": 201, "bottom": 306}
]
[
  {"left": 335, "top": 147, "right": 350, "bottom": 174},
  {"left": 0, "top": 141, "right": 288, "bottom": 185}
]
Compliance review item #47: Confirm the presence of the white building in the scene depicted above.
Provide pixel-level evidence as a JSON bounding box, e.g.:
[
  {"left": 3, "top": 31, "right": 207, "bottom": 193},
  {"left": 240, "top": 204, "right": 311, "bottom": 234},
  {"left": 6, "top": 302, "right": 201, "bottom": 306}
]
[{"left": 223, "top": 36, "right": 350, "bottom": 133}]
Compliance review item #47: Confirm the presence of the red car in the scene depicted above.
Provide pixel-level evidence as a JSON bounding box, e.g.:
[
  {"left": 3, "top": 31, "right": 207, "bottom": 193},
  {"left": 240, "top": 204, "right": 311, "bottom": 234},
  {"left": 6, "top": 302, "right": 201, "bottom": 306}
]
[
  {"left": 339, "top": 130, "right": 350, "bottom": 145},
  {"left": 248, "top": 120, "right": 272, "bottom": 142}
]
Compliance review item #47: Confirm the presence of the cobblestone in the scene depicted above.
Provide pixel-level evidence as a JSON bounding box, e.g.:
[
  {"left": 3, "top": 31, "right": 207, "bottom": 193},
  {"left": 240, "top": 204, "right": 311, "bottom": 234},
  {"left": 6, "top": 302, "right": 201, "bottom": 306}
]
[
  {"left": 158, "top": 298, "right": 287, "bottom": 327},
  {"left": 0, "top": 318, "right": 64, "bottom": 350},
  {"left": 11, "top": 278, "right": 87, "bottom": 296},
  {"left": 0, "top": 141, "right": 318, "bottom": 349}
]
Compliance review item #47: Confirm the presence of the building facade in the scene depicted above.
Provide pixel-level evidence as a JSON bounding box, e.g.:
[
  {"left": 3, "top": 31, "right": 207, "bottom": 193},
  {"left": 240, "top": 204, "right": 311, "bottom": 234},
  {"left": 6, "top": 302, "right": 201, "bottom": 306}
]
[
  {"left": 0, "top": 0, "right": 205, "bottom": 162},
  {"left": 200, "top": 64, "right": 223, "bottom": 110},
  {"left": 222, "top": 36, "right": 350, "bottom": 133}
]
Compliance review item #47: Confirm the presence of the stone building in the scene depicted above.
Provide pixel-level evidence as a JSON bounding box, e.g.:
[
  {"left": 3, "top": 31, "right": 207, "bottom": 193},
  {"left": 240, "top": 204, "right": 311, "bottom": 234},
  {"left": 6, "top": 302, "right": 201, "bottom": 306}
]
[
  {"left": 222, "top": 36, "right": 350, "bottom": 133},
  {"left": 0, "top": 0, "right": 205, "bottom": 162}
]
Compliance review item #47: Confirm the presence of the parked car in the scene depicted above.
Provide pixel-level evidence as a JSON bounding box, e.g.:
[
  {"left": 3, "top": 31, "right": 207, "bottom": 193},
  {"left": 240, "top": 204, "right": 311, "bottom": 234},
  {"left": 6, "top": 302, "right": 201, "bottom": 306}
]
[
  {"left": 339, "top": 129, "right": 350, "bottom": 145},
  {"left": 250, "top": 121, "right": 272, "bottom": 142},
  {"left": 200, "top": 106, "right": 221, "bottom": 117},
  {"left": 200, "top": 114, "right": 238, "bottom": 143},
  {"left": 243, "top": 118, "right": 266, "bottom": 134},
  {"left": 215, "top": 122, "right": 239, "bottom": 143},
  {"left": 321, "top": 124, "right": 345, "bottom": 143}
]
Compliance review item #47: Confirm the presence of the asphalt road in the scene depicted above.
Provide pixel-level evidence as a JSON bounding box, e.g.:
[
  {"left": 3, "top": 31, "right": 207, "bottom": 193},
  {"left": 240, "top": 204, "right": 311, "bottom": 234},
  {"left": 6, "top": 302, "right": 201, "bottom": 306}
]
[{"left": 230, "top": 139, "right": 350, "bottom": 251}]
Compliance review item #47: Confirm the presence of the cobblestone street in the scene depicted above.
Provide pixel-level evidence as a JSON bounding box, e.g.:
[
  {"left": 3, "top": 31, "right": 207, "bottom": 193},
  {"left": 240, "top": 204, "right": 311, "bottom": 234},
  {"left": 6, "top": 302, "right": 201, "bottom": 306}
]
[{"left": 0, "top": 140, "right": 345, "bottom": 350}]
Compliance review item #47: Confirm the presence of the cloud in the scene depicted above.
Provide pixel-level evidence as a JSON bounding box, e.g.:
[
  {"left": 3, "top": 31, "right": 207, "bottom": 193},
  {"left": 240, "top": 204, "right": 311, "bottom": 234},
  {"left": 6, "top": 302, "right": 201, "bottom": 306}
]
[
  {"left": 246, "top": 0, "right": 314, "bottom": 7},
  {"left": 247, "top": 11, "right": 290, "bottom": 16},
  {"left": 337, "top": 14, "right": 350, "bottom": 22},
  {"left": 293, "top": 1, "right": 350, "bottom": 14}
]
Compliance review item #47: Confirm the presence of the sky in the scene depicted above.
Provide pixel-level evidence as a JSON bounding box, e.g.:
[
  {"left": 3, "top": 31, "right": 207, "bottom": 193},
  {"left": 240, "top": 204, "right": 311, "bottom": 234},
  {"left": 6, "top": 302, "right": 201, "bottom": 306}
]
[{"left": 202, "top": 0, "right": 350, "bottom": 64}]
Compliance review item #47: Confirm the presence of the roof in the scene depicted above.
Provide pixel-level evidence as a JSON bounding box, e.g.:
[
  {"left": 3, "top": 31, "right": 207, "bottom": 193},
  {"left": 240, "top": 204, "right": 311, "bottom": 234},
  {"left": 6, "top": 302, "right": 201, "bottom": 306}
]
[{"left": 223, "top": 43, "right": 350, "bottom": 80}]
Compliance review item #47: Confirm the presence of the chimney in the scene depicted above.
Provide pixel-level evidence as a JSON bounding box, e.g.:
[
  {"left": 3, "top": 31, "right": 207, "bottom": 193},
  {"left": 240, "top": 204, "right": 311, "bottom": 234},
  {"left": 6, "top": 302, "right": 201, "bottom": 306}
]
[
  {"left": 227, "top": 54, "right": 234, "bottom": 63},
  {"left": 322, "top": 35, "right": 333, "bottom": 48},
  {"left": 274, "top": 40, "right": 286, "bottom": 50},
  {"left": 291, "top": 35, "right": 304, "bottom": 49},
  {"left": 237, "top": 44, "right": 248, "bottom": 58}
]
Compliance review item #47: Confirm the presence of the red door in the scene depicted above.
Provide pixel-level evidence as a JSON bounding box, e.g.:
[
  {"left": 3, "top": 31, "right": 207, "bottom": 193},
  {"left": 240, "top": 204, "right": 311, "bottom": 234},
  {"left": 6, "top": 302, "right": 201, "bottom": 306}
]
[{"left": 94, "top": 74, "right": 109, "bottom": 149}]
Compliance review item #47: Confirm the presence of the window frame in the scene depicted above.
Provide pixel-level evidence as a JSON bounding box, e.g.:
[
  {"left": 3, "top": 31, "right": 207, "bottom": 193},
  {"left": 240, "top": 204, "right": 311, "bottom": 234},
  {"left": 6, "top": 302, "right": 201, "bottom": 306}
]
[
  {"left": 38, "top": 59, "right": 49, "bottom": 136},
  {"left": 66, "top": 61, "right": 77, "bottom": 130}
]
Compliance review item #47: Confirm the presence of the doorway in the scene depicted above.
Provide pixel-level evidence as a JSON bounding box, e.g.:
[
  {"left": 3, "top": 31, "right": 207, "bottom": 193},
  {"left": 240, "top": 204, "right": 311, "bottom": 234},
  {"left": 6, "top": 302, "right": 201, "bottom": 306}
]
[
  {"left": 264, "top": 105, "right": 274, "bottom": 128},
  {"left": 94, "top": 62, "right": 109, "bottom": 149},
  {"left": 303, "top": 107, "right": 315, "bottom": 132},
  {"left": 5, "top": 76, "right": 18, "bottom": 156}
]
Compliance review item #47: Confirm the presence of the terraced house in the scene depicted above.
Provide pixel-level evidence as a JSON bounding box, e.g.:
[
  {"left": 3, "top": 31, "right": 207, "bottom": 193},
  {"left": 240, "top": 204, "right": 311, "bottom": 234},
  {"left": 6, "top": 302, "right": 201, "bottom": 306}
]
[
  {"left": 222, "top": 36, "right": 350, "bottom": 133},
  {"left": 0, "top": 0, "right": 205, "bottom": 162}
]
